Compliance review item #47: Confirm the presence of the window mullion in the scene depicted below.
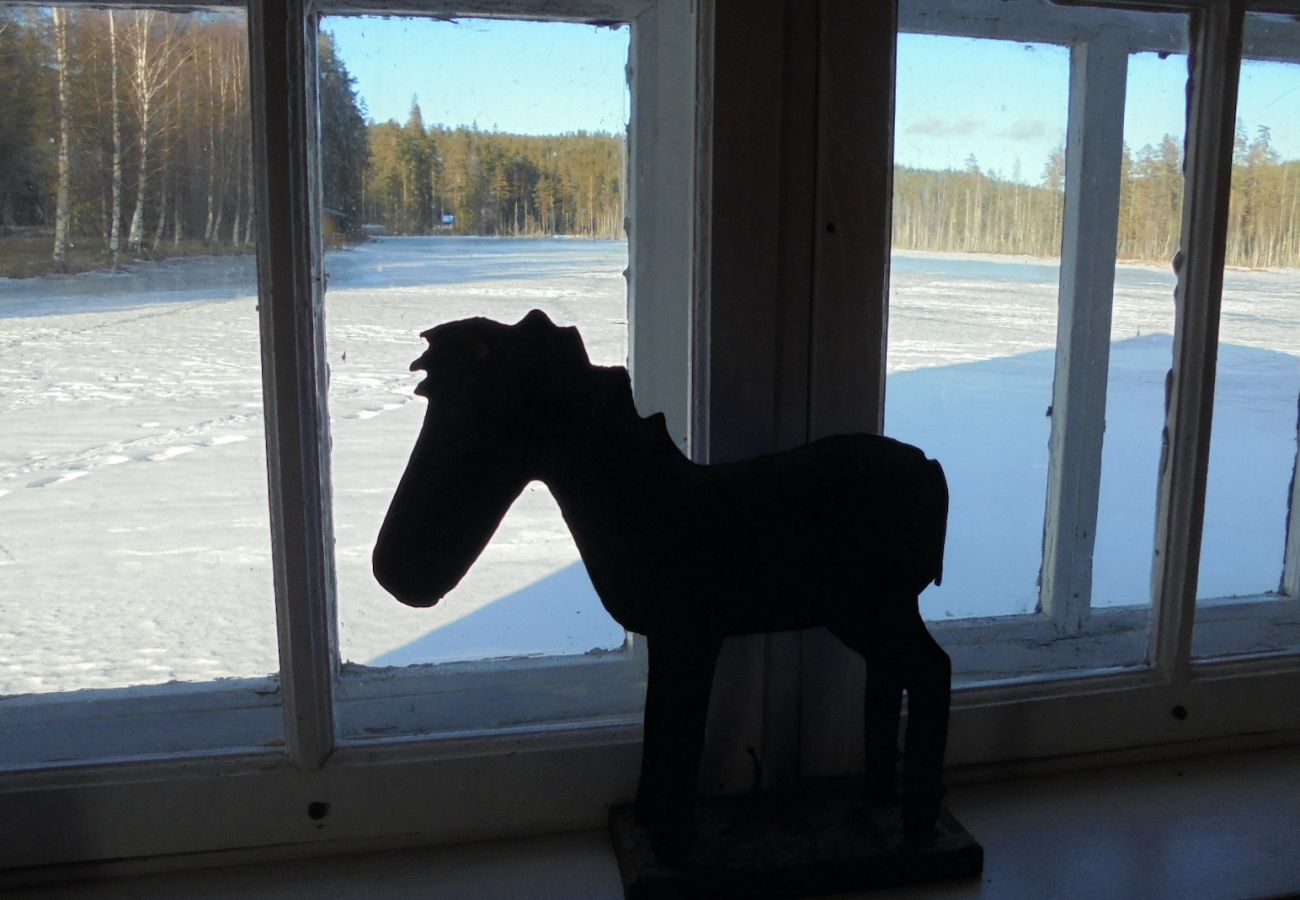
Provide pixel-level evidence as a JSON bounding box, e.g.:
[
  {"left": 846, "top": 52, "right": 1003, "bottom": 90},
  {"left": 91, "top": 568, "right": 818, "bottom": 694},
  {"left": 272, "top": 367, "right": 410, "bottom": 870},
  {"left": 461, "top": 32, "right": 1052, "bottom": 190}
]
[
  {"left": 807, "top": 6, "right": 892, "bottom": 438},
  {"left": 629, "top": 0, "right": 695, "bottom": 452},
  {"left": 1040, "top": 35, "right": 1128, "bottom": 633},
  {"left": 692, "top": 0, "right": 799, "bottom": 796},
  {"left": 249, "top": 0, "right": 338, "bottom": 769},
  {"left": 801, "top": 0, "right": 897, "bottom": 779},
  {"left": 1149, "top": 2, "right": 1244, "bottom": 679}
]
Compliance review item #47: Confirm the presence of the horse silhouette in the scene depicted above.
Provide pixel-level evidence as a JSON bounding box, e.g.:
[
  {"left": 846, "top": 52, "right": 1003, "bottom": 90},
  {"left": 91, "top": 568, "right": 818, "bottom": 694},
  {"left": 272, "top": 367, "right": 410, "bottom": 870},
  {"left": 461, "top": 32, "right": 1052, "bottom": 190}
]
[{"left": 373, "top": 309, "right": 951, "bottom": 861}]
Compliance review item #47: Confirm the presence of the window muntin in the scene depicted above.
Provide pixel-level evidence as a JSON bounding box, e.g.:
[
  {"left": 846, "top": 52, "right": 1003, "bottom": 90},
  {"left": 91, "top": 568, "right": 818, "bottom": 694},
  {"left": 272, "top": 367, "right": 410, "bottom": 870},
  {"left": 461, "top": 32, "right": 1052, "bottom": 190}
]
[{"left": 0, "top": 7, "right": 279, "bottom": 698}]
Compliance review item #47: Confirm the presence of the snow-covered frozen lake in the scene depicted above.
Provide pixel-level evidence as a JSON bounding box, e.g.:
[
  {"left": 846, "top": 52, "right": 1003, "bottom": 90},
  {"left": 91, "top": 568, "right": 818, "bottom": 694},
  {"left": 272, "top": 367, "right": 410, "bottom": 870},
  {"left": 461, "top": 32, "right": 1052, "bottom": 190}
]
[
  {"left": 888, "top": 252, "right": 1300, "bottom": 620},
  {"left": 1, "top": 237, "right": 1295, "bottom": 695}
]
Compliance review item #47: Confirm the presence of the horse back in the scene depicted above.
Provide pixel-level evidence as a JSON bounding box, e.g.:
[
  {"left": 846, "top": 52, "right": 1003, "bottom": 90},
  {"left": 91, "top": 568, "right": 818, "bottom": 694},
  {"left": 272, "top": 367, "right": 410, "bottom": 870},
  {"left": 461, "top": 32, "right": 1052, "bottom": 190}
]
[
  {"left": 692, "top": 433, "right": 948, "bottom": 630},
  {"left": 784, "top": 432, "right": 946, "bottom": 588}
]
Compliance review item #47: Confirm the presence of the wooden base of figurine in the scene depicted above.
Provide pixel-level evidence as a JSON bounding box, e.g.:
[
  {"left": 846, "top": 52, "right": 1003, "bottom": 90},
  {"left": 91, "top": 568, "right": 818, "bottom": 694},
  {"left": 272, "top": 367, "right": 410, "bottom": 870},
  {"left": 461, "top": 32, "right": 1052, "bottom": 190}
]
[{"left": 608, "top": 783, "right": 983, "bottom": 899}]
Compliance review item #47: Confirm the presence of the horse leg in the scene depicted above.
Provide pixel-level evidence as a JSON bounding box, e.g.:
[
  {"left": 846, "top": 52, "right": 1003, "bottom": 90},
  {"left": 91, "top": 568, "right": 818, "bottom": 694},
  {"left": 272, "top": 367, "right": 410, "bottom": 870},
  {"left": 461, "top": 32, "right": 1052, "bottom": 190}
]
[
  {"left": 898, "top": 612, "right": 951, "bottom": 838},
  {"left": 864, "top": 647, "right": 905, "bottom": 801},
  {"left": 634, "top": 633, "right": 721, "bottom": 863},
  {"left": 830, "top": 622, "right": 903, "bottom": 802}
]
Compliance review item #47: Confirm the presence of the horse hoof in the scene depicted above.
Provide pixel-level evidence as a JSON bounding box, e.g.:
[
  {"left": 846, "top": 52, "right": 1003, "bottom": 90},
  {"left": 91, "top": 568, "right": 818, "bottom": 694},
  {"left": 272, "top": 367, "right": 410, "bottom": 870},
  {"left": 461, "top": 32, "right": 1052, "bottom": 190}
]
[{"left": 901, "top": 787, "right": 943, "bottom": 839}]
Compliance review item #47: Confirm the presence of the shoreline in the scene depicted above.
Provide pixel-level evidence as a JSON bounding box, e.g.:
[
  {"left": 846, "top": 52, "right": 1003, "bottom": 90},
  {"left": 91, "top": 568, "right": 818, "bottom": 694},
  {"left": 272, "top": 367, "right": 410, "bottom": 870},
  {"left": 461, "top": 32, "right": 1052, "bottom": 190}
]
[
  {"left": 4, "top": 238, "right": 1297, "bottom": 284},
  {"left": 894, "top": 247, "right": 1178, "bottom": 273},
  {"left": 894, "top": 246, "right": 1300, "bottom": 277}
]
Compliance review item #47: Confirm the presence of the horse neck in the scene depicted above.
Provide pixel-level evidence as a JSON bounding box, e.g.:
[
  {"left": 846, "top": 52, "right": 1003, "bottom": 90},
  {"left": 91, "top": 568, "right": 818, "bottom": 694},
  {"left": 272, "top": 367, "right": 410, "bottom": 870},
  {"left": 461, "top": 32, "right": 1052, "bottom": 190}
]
[{"left": 538, "top": 412, "right": 687, "bottom": 518}]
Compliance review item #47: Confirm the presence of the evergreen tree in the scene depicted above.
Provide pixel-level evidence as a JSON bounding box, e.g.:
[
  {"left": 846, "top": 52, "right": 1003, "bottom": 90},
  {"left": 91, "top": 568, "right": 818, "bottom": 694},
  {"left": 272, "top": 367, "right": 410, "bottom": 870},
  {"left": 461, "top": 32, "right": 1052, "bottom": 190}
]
[
  {"left": 318, "top": 31, "right": 369, "bottom": 237},
  {"left": 0, "top": 9, "right": 53, "bottom": 234}
]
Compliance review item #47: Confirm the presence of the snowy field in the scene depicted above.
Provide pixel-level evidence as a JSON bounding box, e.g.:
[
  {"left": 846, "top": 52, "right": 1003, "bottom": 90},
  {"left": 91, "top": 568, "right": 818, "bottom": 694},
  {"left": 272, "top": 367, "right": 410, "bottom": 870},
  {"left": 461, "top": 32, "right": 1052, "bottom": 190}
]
[
  {"left": 887, "top": 253, "right": 1300, "bottom": 618},
  {"left": 1, "top": 238, "right": 1295, "bottom": 695}
]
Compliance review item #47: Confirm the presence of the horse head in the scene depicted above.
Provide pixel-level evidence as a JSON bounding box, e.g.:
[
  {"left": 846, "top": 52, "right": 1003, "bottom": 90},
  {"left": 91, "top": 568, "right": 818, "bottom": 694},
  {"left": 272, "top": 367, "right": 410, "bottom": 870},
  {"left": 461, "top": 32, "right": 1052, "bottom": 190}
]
[{"left": 372, "top": 309, "right": 617, "bottom": 607}]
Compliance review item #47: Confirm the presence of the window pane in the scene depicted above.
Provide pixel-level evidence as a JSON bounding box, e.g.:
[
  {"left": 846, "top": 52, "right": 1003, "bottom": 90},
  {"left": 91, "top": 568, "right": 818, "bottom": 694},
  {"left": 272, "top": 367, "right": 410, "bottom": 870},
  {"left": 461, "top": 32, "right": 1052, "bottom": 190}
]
[
  {"left": 320, "top": 16, "right": 630, "bottom": 668},
  {"left": 0, "top": 8, "right": 278, "bottom": 695},
  {"left": 888, "top": 33, "right": 1068, "bottom": 620},
  {"left": 1196, "top": 15, "right": 1300, "bottom": 616},
  {"left": 1091, "top": 46, "right": 1188, "bottom": 609}
]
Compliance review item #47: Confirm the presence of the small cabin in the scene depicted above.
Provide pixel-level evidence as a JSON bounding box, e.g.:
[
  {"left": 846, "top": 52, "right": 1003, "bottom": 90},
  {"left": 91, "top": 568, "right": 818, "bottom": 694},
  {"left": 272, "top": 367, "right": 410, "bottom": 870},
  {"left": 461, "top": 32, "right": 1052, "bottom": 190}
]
[{"left": 322, "top": 207, "right": 349, "bottom": 249}]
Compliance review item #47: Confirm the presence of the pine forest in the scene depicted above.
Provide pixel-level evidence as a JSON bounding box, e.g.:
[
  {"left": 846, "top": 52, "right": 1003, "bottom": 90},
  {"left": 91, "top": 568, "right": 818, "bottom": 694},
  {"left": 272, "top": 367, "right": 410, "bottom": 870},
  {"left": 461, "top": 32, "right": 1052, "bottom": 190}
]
[{"left": 1, "top": 7, "right": 1298, "bottom": 278}]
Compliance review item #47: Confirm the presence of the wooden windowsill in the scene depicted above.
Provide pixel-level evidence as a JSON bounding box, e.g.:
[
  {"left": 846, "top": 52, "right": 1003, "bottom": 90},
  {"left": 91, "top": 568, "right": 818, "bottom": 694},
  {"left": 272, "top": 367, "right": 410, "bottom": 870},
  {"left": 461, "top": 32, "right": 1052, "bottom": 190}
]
[{"left": 8, "top": 744, "right": 1300, "bottom": 898}]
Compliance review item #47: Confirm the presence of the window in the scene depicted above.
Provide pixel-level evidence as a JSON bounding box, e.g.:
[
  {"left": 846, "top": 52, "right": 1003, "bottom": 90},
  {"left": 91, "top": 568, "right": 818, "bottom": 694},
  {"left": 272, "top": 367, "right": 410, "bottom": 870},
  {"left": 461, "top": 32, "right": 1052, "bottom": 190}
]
[
  {"left": 0, "top": 5, "right": 284, "bottom": 767},
  {"left": 888, "top": 34, "right": 1071, "bottom": 622},
  {"left": 319, "top": 17, "right": 629, "bottom": 670},
  {"left": 1, "top": 0, "right": 696, "bottom": 868},
  {"left": 874, "top": 0, "right": 1300, "bottom": 682},
  {"left": 803, "top": 0, "right": 1300, "bottom": 780},
  {"left": 880, "top": 5, "right": 1200, "bottom": 681},
  {"left": 317, "top": 16, "right": 640, "bottom": 740},
  {"left": 3, "top": 0, "right": 1299, "bottom": 875}
]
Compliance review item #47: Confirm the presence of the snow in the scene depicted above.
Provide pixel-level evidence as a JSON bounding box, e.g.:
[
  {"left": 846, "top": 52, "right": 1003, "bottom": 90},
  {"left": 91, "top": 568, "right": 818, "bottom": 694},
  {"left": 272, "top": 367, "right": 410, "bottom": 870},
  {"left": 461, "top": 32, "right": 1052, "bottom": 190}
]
[
  {"left": 1, "top": 238, "right": 1295, "bottom": 695},
  {"left": 888, "top": 252, "right": 1300, "bottom": 618},
  {"left": 324, "top": 238, "right": 631, "bottom": 671}
]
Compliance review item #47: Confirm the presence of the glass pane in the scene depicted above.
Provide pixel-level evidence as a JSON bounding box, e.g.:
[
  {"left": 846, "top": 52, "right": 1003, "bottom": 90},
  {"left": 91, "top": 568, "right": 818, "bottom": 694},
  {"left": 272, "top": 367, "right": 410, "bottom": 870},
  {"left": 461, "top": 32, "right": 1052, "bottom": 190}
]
[
  {"left": 320, "top": 16, "right": 630, "bottom": 667},
  {"left": 888, "top": 33, "right": 1069, "bottom": 620},
  {"left": 1091, "top": 45, "right": 1188, "bottom": 609},
  {"left": 1197, "top": 17, "right": 1300, "bottom": 610},
  {"left": 0, "top": 7, "right": 277, "bottom": 695}
]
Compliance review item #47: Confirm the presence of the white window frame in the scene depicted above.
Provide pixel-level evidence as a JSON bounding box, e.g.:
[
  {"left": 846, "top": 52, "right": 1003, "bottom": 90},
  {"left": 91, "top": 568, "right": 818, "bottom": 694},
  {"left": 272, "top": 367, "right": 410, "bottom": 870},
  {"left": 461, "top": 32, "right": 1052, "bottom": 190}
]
[
  {"left": 3, "top": 0, "right": 1300, "bottom": 880},
  {"left": 798, "top": 0, "right": 1300, "bottom": 781},
  {"left": 879, "top": 0, "right": 1300, "bottom": 681}
]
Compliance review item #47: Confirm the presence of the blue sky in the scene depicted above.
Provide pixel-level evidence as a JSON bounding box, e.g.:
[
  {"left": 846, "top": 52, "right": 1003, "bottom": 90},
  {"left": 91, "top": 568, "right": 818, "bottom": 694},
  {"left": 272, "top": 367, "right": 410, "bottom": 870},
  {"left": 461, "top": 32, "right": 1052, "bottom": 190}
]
[
  {"left": 324, "top": 16, "right": 1299, "bottom": 185},
  {"left": 895, "top": 35, "right": 1072, "bottom": 180},
  {"left": 323, "top": 16, "right": 630, "bottom": 136},
  {"left": 897, "top": 33, "right": 1300, "bottom": 181}
]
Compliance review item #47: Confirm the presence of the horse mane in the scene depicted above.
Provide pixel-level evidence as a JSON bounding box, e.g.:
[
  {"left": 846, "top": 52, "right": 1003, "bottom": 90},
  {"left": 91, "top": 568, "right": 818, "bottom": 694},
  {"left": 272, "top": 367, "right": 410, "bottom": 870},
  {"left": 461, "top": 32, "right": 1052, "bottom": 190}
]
[{"left": 412, "top": 309, "right": 663, "bottom": 439}]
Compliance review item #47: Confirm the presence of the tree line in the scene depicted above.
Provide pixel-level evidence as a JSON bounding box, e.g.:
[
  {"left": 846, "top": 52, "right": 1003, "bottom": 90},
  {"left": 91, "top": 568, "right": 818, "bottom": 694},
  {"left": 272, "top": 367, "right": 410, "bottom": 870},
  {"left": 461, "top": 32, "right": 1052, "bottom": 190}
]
[
  {"left": 362, "top": 107, "right": 625, "bottom": 239},
  {"left": 0, "top": 7, "right": 623, "bottom": 273},
  {"left": 3, "top": 7, "right": 1297, "bottom": 274},
  {"left": 893, "top": 127, "right": 1300, "bottom": 268},
  {"left": 1, "top": 8, "right": 259, "bottom": 271}
]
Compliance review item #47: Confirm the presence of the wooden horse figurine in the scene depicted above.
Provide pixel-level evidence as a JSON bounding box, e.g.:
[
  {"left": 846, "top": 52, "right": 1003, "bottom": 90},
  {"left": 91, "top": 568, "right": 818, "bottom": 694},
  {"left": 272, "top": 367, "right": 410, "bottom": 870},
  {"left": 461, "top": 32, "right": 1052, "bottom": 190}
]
[{"left": 373, "top": 309, "right": 951, "bottom": 862}]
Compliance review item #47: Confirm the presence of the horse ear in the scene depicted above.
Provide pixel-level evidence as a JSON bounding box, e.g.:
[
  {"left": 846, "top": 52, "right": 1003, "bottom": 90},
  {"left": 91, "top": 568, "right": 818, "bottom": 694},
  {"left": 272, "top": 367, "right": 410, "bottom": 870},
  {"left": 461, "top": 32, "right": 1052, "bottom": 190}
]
[{"left": 520, "top": 308, "right": 556, "bottom": 330}]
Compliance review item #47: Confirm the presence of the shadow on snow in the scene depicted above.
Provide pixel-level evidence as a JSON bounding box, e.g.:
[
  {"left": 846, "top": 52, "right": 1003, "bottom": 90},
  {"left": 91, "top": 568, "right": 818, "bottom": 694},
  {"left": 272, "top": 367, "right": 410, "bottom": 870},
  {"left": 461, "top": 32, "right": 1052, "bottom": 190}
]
[
  {"left": 367, "top": 333, "right": 1300, "bottom": 666},
  {"left": 367, "top": 560, "right": 623, "bottom": 667}
]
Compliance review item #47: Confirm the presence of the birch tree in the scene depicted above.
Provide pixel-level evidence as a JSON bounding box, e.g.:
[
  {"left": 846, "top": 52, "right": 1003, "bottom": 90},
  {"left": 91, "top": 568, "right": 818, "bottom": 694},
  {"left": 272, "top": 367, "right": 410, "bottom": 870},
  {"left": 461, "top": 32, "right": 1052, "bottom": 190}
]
[
  {"left": 51, "top": 7, "right": 71, "bottom": 271},
  {"left": 107, "top": 9, "right": 123, "bottom": 269},
  {"left": 124, "top": 10, "right": 182, "bottom": 253}
]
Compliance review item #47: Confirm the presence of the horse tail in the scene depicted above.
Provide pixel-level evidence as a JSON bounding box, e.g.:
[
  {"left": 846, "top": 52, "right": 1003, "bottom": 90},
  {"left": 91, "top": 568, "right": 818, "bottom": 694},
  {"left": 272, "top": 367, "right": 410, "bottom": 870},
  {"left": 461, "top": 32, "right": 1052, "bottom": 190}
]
[{"left": 926, "top": 458, "right": 949, "bottom": 587}]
